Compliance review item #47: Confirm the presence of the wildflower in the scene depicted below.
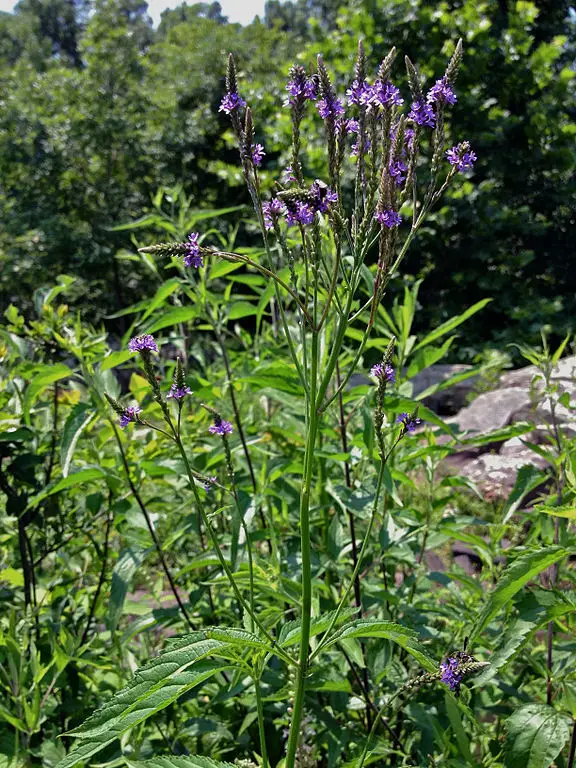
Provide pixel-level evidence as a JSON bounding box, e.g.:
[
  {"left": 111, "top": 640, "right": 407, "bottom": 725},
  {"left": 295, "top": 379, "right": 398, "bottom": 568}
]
[
  {"left": 219, "top": 91, "right": 246, "bottom": 115},
  {"left": 209, "top": 418, "right": 234, "bottom": 436},
  {"left": 251, "top": 143, "right": 265, "bottom": 167},
  {"left": 427, "top": 76, "right": 456, "bottom": 105},
  {"left": 389, "top": 159, "right": 408, "bottom": 186},
  {"left": 316, "top": 94, "right": 345, "bottom": 120},
  {"left": 310, "top": 179, "right": 338, "bottom": 213},
  {"left": 408, "top": 99, "right": 436, "bottom": 127},
  {"left": 446, "top": 142, "right": 477, "bottom": 171},
  {"left": 375, "top": 209, "right": 402, "bottom": 228},
  {"left": 285, "top": 67, "right": 317, "bottom": 106},
  {"left": 396, "top": 412, "right": 421, "bottom": 433},
  {"left": 119, "top": 405, "right": 141, "bottom": 428},
  {"left": 346, "top": 78, "right": 370, "bottom": 105},
  {"left": 370, "top": 362, "right": 395, "bottom": 383},
  {"left": 285, "top": 201, "right": 315, "bottom": 227},
  {"left": 362, "top": 80, "right": 403, "bottom": 108},
  {"left": 440, "top": 656, "right": 465, "bottom": 693},
  {"left": 128, "top": 334, "right": 158, "bottom": 353},
  {"left": 167, "top": 384, "right": 192, "bottom": 400},
  {"left": 262, "top": 198, "right": 286, "bottom": 230},
  {"left": 282, "top": 165, "right": 296, "bottom": 184},
  {"left": 345, "top": 118, "right": 360, "bottom": 134},
  {"left": 203, "top": 475, "right": 218, "bottom": 492},
  {"left": 183, "top": 232, "right": 203, "bottom": 268}
]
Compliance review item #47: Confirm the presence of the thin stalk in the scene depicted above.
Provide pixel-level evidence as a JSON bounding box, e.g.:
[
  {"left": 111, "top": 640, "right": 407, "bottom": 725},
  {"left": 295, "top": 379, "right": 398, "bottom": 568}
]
[
  {"left": 357, "top": 689, "right": 403, "bottom": 768},
  {"left": 567, "top": 719, "right": 576, "bottom": 768},
  {"left": 285, "top": 330, "right": 320, "bottom": 767},
  {"left": 111, "top": 421, "right": 195, "bottom": 631},
  {"left": 254, "top": 673, "right": 269, "bottom": 768},
  {"left": 80, "top": 503, "right": 113, "bottom": 646}
]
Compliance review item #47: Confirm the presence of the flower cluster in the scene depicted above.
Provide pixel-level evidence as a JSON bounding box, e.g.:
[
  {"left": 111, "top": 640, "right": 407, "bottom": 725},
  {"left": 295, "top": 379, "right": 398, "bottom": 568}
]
[
  {"left": 427, "top": 76, "right": 457, "bottom": 105},
  {"left": 119, "top": 405, "right": 141, "bottom": 428},
  {"left": 251, "top": 143, "right": 265, "bottom": 167},
  {"left": 375, "top": 209, "right": 402, "bottom": 229},
  {"left": 345, "top": 119, "right": 371, "bottom": 156},
  {"left": 167, "top": 385, "right": 192, "bottom": 400},
  {"left": 440, "top": 656, "right": 465, "bottom": 693},
  {"left": 262, "top": 198, "right": 285, "bottom": 230},
  {"left": 203, "top": 476, "right": 218, "bottom": 492},
  {"left": 397, "top": 412, "right": 421, "bottom": 433},
  {"left": 219, "top": 91, "right": 246, "bottom": 115},
  {"left": 264, "top": 180, "right": 338, "bottom": 230},
  {"left": 286, "top": 67, "right": 318, "bottom": 105},
  {"left": 389, "top": 159, "right": 408, "bottom": 186},
  {"left": 370, "top": 362, "right": 395, "bottom": 383},
  {"left": 209, "top": 418, "right": 234, "bottom": 436},
  {"left": 408, "top": 99, "right": 436, "bottom": 128},
  {"left": 184, "top": 232, "right": 203, "bottom": 269},
  {"left": 446, "top": 141, "right": 477, "bottom": 171},
  {"left": 128, "top": 334, "right": 158, "bottom": 354},
  {"left": 316, "top": 93, "right": 344, "bottom": 121}
]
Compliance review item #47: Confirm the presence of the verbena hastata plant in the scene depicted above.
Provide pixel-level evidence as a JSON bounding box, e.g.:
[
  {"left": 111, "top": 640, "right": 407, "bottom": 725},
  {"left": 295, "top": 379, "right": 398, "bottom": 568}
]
[{"left": 57, "top": 41, "right": 495, "bottom": 768}]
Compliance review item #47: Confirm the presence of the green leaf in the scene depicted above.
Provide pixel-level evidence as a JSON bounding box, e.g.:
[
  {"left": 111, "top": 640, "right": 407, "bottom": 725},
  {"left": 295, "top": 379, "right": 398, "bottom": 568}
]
[
  {"left": 99, "top": 350, "right": 133, "bottom": 372},
  {"left": 534, "top": 503, "right": 576, "bottom": 519},
  {"left": 458, "top": 422, "right": 534, "bottom": 447},
  {"left": 139, "top": 278, "right": 181, "bottom": 322},
  {"left": 108, "top": 547, "right": 148, "bottom": 630},
  {"left": 227, "top": 301, "right": 257, "bottom": 320},
  {"left": 469, "top": 547, "right": 569, "bottom": 643},
  {"left": 60, "top": 404, "right": 95, "bottom": 478},
  {"left": 241, "top": 363, "right": 303, "bottom": 396},
  {"left": 505, "top": 704, "right": 570, "bottom": 768},
  {"left": 0, "top": 428, "right": 34, "bottom": 443},
  {"left": 127, "top": 756, "right": 238, "bottom": 768},
  {"left": 503, "top": 465, "right": 549, "bottom": 522},
  {"left": 23, "top": 364, "right": 71, "bottom": 426},
  {"left": 413, "top": 299, "right": 492, "bottom": 352},
  {"left": 444, "top": 692, "right": 474, "bottom": 763},
  {"left": 323, "top": 619, "right": 436, "bottom": 672},
  {"left": 28, "top": 468, "right": 107, "bottom": 508},
  {"left": 406, "top": 336, "right": 456, "bottom": 378},
  {"left": 279, "top": 608, "right": 357, "bottom": 648},
  {"left": 144, "top": 307, "right": 198, "bottom": 335}
]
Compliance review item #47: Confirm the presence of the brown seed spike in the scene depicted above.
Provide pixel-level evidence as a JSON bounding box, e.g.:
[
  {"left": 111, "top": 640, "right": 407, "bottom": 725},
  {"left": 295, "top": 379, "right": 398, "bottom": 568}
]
[
  {"left": 355, "top": 39, "right": 366, "bottom": 82},
  {"left": 226, "top": 52, "right": 238, "bottom": 94},
  {"left": 377, "top": 47, "right": 397, "bottom": 82},
  {"left": 405, "top": 56, "right": 423, "bottom": 102},
  {"left": 444, "top": 38, "right": 464, "bottom": 85}
]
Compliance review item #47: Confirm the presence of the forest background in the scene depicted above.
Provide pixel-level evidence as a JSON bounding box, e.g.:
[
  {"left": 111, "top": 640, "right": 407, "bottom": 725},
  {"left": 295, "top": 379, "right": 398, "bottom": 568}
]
[{"left": 0, "top": 0, "right": 574, "bottom": 361}]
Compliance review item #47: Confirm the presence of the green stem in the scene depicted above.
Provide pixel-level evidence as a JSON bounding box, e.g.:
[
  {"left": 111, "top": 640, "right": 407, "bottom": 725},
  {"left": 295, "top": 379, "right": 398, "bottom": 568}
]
[
  {"left": 285, "top": 331, "right": 320, "bottom": 767},
  {"left": 357, "top": 689, "right": 403, "bottom": 768},
  {"left": 254, "top": 671, "right": 269, "bottom": 768}
]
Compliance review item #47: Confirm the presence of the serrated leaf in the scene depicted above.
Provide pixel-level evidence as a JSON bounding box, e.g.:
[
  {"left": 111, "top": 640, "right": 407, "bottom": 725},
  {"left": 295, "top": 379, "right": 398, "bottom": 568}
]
[
  {"left": 503, "top": 465, "right": 549, "bottom": 522},
  {"left": 28, "top": 468, "right": 107, "bottom": 508},
  {"left": 127, "top": 756, "right": 238, "bottom": 768},
  {"left": 60, "top": 404, "right": 95, "bottom": 478},
  {"left": 279, "top": 608, "right": 357, "bottom": 648},
  {"left": 469, "top": 547, "right": 569, "bottom": 643},
  {"left": 505, "top": 704, "right": 570, "bottom": 768},
  {"left": 323, "top": 619, "right": 436, "bottom": 672},
  {"left": 23, "top": 364, "right": 71, "bottom": 426}
]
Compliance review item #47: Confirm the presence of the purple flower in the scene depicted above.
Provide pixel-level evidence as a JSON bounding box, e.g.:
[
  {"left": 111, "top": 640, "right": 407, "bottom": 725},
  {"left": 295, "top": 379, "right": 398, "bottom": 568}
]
[
  {"left": 119, "top": 405, "right": 141, "bottom": 428},
  {"left": 285, "top": 201, "right": 315, "bottom": 227},
  {"left": 310, "top": 179, "right": 338, "bottom": 213},
  {"left": 316, "top": 95, "right": 345, "bottom": 121},
  {"left": 204, "top": 475, "right": 218, "bottom": 492},
  {"left": 396, "top": 412, "right": 421, "bottom": 433},
  {"left": 440, "top": 657, "right": 465, "bottom": 693},
  {"left": 282, "top": 165, "right": 296, "bottom": 184},
  {"left": 209, "top": 419, "right": 234, "bottom": 436},
  {"left": 389, "top": 160, "right": 408, "bottom": 186},
  {"left": 346, "top": 79, "right": 371, "bottom": 105},
  {"left": 128, "top": 334, "right": 158, "bottom": 353},
  {"left": 167, "top": 385, "right": 192, "bottom": 400},
  {"left": 446, "top": 142, "right": 477, "bottom": 171},
  {"left": 285, "top": 68, "right": 317, "bottom": 106},
  {"left": 370, "top": 363, "right": 395, "bottom": 382},
  {"left": 363, "top": 80, "right": 403, "bottom": 108},
  {"left": 427, "top": 77, "right": 457, "bottom": 105},
  {"left": 345, "top": 118, "right": 360, "bottom": 134},
  {"left": 408, "top": 99, "right": 436, "bottom": 127},
  {"left": 375, "top": 209, "right": 402, "bottom": 228},
  {"left": 184, "top": 232, "right": 203, "bottom": 269},
  {"left": 263, "top": 198, "right": 286, "bottom": 230},
  {"left": 219, "top": 92, "right": 246, "bottom": 115},
  {"left": 251, "top": 143, "right": 265, "bottom": 167}
]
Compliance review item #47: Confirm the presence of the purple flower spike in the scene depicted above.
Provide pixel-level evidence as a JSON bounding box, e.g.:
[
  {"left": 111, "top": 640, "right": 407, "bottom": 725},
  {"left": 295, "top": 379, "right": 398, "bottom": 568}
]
[
  {"left": 184, "top": 232, "right": 203, "bottom": 269},
  {"left": 285, "top": 68, "right": 317, "bottom": 106},
  {"left": 286, "top": 201, "right": 315, "bottom": 227},
  {"left": 446, "top": 142, "right": 477, "bottom": 171},
  {"left": 263, "top": 198, "right": 286, "bottom": 230},
  {"left": 204, "top": 475, "right": 218, "bottom": 492},
  {"left": 282, "top": 165, "right": 296, "bottom": 184},
  {"left": 427, "top": 77, "right": 457, "bottom": 105},
  {"left": 396, "top": 412, "right": 421, "bottom": 433},
  {"left": 408, "top": 99, "right": 436, "bottom": 127},
  {"left": 209, "top": 419, "right": 234, "bottom": 436},
  {"left": 316, "top": 95, "right": 345, "bottom": 121},
  {"left": 310, "top": 179, "right": 338, "bottom": 213},
  {"left": 440, "top": 657, "right": 465, "bottom": 693},
  {"left": 119, "top": 405, "right": 141, "bottom": 428},
  {"left": 128, "top": 334, "right": 158, "bottom": 353},
  {"left": 370, "top": 363, "right": 395, "bottom": 383},
  {"left": 369, "top": 80, "right": 404, "bottom": 108},
  {"left": 389, "top": 159, "right": 408, "bottom": 186},
  {"left": 375, "top": 209, "right": 402, "bottom": 229},
  {"left": 167, "top": 385, "right": 192, "bottom": 400},
  {"left": 346, "top": 79, "right": 371, "bottom": 105},
  {"left": 251, "top": 143, "right": 265, "bottom": 167},
  {"left": 219, "top": 92, "right": 246, "bottom": 115}
]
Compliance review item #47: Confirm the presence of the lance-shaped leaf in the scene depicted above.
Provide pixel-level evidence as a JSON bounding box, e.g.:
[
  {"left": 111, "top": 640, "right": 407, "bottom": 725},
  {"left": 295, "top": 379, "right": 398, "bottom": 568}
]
[
  {"left": 60, "top": 404, "right": 96, "bottom": 477},
  {"left": 322, "top": 619, "right": 436, "bottom": 672},
  {"left": 468, "top": 547, "right": 569, "bottom": 643},
  {"left": 128, "top": 757, "right": 238, "bottom": 768},
  {"left": 505, "top": 704, "right": 571, "bottom": 768}
]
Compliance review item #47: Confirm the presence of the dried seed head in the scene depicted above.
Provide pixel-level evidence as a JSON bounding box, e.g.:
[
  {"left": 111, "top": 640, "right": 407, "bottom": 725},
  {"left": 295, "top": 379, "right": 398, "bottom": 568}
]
[
  {"left": 377, "top": 46, "right": 397, "bottom": 82},
  {"left": 444, "top": 38, "right": 464, "bottom": 86}
]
